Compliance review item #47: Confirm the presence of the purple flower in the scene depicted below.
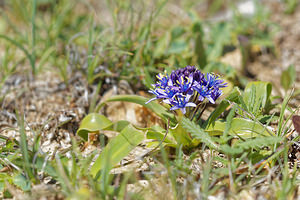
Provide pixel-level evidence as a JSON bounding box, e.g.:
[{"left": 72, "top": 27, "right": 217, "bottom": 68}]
[
  {"left": 146, "top": 66, "right": 227, "bottom": 115},
  {"left": 192, "top": 82, "right": 210, "bottom": 102},
  {"left": 146, "top": 87, "right": 177, "bottom": 104},
  {"left": 176, "top": 74, "right": 194, "bottom": 95},
  {"left": 203, "top": 73, "right": 227, "bottom": 89},
  {"left": 167, "top": 95, "right": 196, "bottom": 114},
  {"left": 156, "top": 73, "right": 169, "bottom": 88},
  {"left": 210, "top": 88, "right": 223, "bottom": 103}
]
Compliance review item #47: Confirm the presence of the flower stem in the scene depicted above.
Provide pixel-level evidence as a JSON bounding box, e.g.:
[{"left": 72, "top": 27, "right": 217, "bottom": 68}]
[
  {"left": 196, "top": 102, "right": 207, "bottom": 122},
  {"left": 190, "top": 101, "right": 202, "bottom": 121}
]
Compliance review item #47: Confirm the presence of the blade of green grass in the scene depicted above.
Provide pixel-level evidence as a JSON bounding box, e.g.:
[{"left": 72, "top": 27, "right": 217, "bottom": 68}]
[
  {"left": 16, "top": 113, "right": 35, "bottom": 182},
  {"left": 31, "top": 0, "right": 37, "bottom": 75},
  {"left": 0, "top": 35, "right": 34, "bottom": 71}
]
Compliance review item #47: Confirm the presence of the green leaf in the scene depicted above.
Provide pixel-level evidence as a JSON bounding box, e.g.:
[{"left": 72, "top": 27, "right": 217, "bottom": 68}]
[
  {"left": 146, "top": 130, "right": 176, "bottom": 145},
  {"left": 145, "top": 125, "right": 176, "bottom": 147},
  {"left": 193, "top": 21, "right": 207, "bottom": 68},
  {"left": 17, "top": 113, "right": 35, "bottom": 181},
  {"left": 0, "top": 181, "right": 4, "bottom": 192},
  {"left": 248, "top": 150, "right": 272, "bottom": 164},
  {"left": 169, "top": 123, "right": 194, "bottom": 147},
  {"left": 143, "top": 67, "right": 155, "bottom": 89},
  {"left": 277, "top": 91, "right": 292, "bottom": 138},
  {"left": 235, "top": 136, "right": 282, "bottom": 150},
  {"left": 154, "top": 33, "right": 170, "bottom": 58},
  {"left": 288, "top": 65, "right": 296, "bottom": 83},
  {"left": 167, "top": 40, "right": 187, "bottom": 54},
  {"left": 244, "top": 81, "right": 272, "bottom": 108},
  {"left": 243, "top": 81, "right": 272, "bottom": 116},
  {"left": 37, "top": 46, "right": 55, "bottom": 73},
  {"left": 220, "top": 144, "right": 243, "bottom": 155},
  {"left": 0, "top": 34, "right": 34, "bottom": 71},
  {"left": 205, "top": 87, "right": 241, "bottom": 128},
  {"left": 95, "top": 95, "right": 176, "bottom": 125},
  {"left": 108, "top": 120, "right": 131, "bottom": 132},
  {"left": 181, "top": 117, "right": 218, "bottom": 150},
  {"left": 171, "top": 26, "right": 185, "bottom": 39},
  {"left": 204, "top": 62, "right": 237, "bottom": 79},
  {"left": 284, "top": 0, "right": 298, "bottom": 14},
  {"left": 251, "top": 38, "right": 274, "bottom": 48},
  {"left": 77, "top": 113, "right": 113, "bottom": 141},
  {"left": 206, "top": 118, "right": 274, "bottom": 138},
  {"left": 90, "top": 124, "right": 144, "bottom": 177},
  {"left": 281, "top": 65, "right": 296, "bottom": 91},
  {"left": 281, "top": 70, "right": 291, "bottom": 91},
  {"left": 13, "top": 174, "right": 31, "bottom": 191},
  {"left": 207, "top": 22, "right": 231, "bottom": 61},
  {"left": 35, "top": 156, "right": 58, "bottom": 178}
]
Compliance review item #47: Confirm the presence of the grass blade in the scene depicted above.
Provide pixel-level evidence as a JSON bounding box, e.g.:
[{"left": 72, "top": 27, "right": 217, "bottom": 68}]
[{"left": 16, "top": 113, "right": 35, "bottom": 181}]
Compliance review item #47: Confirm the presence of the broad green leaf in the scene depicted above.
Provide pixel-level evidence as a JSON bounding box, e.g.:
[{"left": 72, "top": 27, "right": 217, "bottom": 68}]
[
  {"left": 35, "top": 156, "right": 57, "bottom": 178},
  {"left": 281, "top": 70, "right": 291, "bottom": 91},
  {"left": 235, "top": 136, "right": 281, "bottom": 150},
  {"left": 13, "top": 174, "right": 31, "bottom": 191},
  {"left": 248, "top": 150, "right": 272, "bottom": 164},
  {"left": 281, "top": 65, "right": 296, "bottom": 91},
  {"left": 243, "top": 81, "right": 272, "bottom": 116},
  {"left": 146, "top": 130, "right": 176, "bottom": 145},
  {"left": 77, "top": 113, "right": 113, "bottom": 141},
  {"left": 220, "top": 144, "right": 243, "bottom": 155},
  {"left": 223, "top": 104, "right": 237, "bottom": 138},
  {"left": 108, "top": 120, "right": 131, "bottom": 132},
  {"left": 181, "top": 117, "right": 218, "bottom": 150},
  {"left": 167, "top": 40, "right": 187, "bottom": 54},
  {"left": 288, "top": 65, "right": 297, "bottom": 85},
  {"left": 206, "top": 118, "right": 274, "bottom": 138},
  {"left": 90, "top": 124, "right": 144, "bottom": 177},
  {"left": 95, "top": 95, "right": 176, "bottom": 125},
  {"left": 120, "top": 125, "right": 177, "bottom": 148},
  {"left": 171, "top": 26, "right": 185, "bottom": 39},
  {"left": 0, "top": 181, "right": 3, "bottom": 192},
  {"left": 244, "top": 81, "right": 272, "bottom": 107},
  {"left": 169, "top": 123, "right": 194, "bottom": 147},
  {"left": 257, "top": 114, "right": 279, "bottom": 124}
]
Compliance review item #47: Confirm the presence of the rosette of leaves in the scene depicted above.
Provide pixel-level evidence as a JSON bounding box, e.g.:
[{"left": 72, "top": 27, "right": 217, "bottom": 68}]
[{"left": 77, "top": 66, "right": 279, "bottom": 177}]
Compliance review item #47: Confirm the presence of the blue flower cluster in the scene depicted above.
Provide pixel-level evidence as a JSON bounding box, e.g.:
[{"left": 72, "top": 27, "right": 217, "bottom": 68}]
[{"left": 146, "top": 66, "right": 227, "bottom": 114}]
